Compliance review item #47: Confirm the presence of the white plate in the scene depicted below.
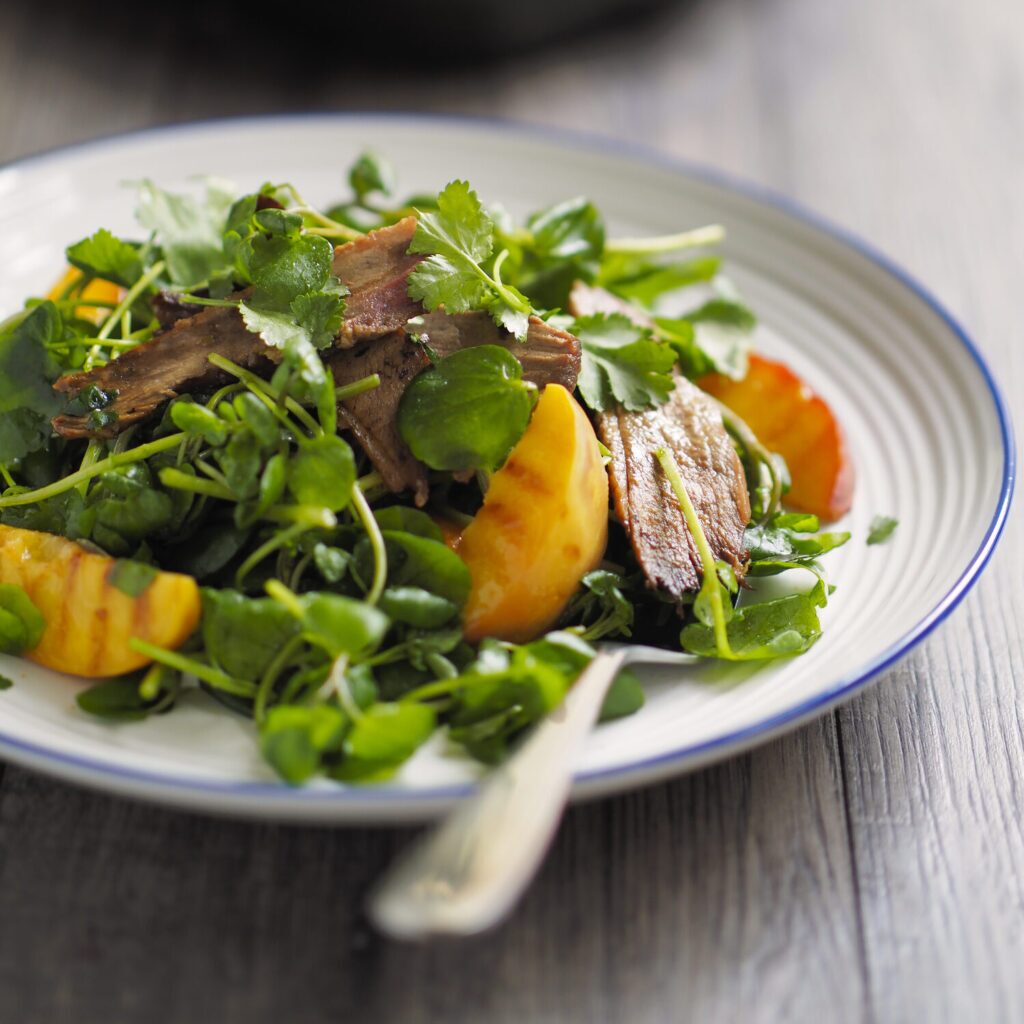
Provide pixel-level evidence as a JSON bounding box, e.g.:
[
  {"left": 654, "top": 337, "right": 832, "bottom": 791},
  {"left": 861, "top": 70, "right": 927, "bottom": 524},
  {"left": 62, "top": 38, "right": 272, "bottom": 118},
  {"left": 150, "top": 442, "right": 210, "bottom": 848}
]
[{"left": 0, "top": 115, "right": 1013, "bottom": 823}]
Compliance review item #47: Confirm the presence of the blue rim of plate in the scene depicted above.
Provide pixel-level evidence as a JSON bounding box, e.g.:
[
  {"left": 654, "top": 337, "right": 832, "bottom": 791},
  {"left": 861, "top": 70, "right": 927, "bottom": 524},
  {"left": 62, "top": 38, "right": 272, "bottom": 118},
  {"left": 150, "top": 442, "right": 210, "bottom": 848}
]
[{"left": 0, "top": 112, "right": 1015, "bottom": 810}]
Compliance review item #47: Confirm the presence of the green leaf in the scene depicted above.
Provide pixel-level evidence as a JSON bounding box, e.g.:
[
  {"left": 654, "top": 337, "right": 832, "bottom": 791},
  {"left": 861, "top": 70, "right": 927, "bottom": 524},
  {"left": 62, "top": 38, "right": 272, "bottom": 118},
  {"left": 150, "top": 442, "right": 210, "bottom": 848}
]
[
  {"left": 135, "top": 178, "right": 235, "bottom": 287},
  {"left": 406, "top": 253, "right": 487, "bottom": 314},
  {"left": 599, "top": 669, "right": 645, "bottom": 722},
  {"left": 408, "top": 181, "right": 534, "bottom": 339},
  {"left": 239, "top": 303, "right": 328, "bottom": 399},
  {"left": 0, "top": 584, "right": 45, "bottom": 654},
  {"left": 290, "top": 285, "right": 347, "bottom": 349},
  {"left": 0, "top": 674, "right": 12, "bottom": 691},
  {"left": 562, "top": 569, "right": 635, "bottom": 640},
  {"left": 573, "top": 313, "right": 676, "bottom": 412},
  {"left": 107, "top": 560, "right": 158, "bottom": 598},
  {"left": 609, "top": 256, "right": 720, "bottom": 306},
  {"left": 170, "top": 400, "right": 229, "bottom": 446},
  {"left": 201, "top": 589, "right": 300, "bottom": 681},
  {"left": 409, "top": 179, "right": 494, "bottom": 265},
  {"left": 66, "top": 228, "right": 143, "bottom": 287},
  {"left": 745, "top": 512, "right": 851, "bottom": 577},
  {"left": 288, "top": 436, "right": 356, "bottom": 512},
  {"left": 373, "top": 506, "right": 444, "bottom": 541},
  {"left": 681, "top": 580, "right": 828, "bottom": 660},
  {"left": 260, "top": 704, "right": 348, "bottom": 785},
  {"left": 76, "top": 676, "right": 154, "bottom": 722},
  {"left": 397, "top": 345, "right": 537, "bottom": 472},
  {"left": 867, "top": 515, "right": 898, "bottom": 545},
  {"left": 0, "top": 303, "right": 64, "bottom": 463},
  {"left": 379, "top": 532, "right": 471, "bottom": 607},
  {"left": 348, "top": 151, "right": 395, "bottom": 200},
  {"left": 527, "top": 197, "right": 605, "bottom": 266},
  {"left": 246, "top": 232, "right": 335, "bottom": 310},
  {"left": 379, "top": 586, "right": 458, "bottom": 629},
  {"left": 293, "top": 592, "right": 389, "bottom": 659},
  {"left": 344, "top": 702, "right": 435, "bottom": 762}
]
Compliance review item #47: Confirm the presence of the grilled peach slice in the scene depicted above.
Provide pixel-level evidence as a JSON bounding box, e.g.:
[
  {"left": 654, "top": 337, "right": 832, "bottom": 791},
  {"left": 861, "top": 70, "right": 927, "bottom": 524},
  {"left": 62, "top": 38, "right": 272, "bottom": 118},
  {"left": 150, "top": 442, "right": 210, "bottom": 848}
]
[
  {"left": 47, "top": 267, "right": 123, "bottom": 324},
  {"left": 0, "top": 525, "right": 200, "bottom": 677},
  {"left": 699, "top": 353, "right": 854, "bottom": 521},
  {"left": 457, "top": 384, "right": 608, "bottom": 643}
]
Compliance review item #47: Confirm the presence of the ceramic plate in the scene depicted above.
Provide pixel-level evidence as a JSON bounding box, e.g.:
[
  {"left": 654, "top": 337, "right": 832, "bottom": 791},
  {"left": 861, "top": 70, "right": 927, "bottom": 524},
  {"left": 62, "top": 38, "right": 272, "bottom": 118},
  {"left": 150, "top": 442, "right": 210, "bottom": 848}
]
[{"left": 0, "top": 115, "right": 1013, "bottom": 822}]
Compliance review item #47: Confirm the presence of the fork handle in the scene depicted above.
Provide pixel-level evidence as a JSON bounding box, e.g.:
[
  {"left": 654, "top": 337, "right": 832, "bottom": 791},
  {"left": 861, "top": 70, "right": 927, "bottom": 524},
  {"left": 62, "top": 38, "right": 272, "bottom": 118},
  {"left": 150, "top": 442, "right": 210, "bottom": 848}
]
[{"left": 367, "top": 648, "right": 628, "bottom": 940}]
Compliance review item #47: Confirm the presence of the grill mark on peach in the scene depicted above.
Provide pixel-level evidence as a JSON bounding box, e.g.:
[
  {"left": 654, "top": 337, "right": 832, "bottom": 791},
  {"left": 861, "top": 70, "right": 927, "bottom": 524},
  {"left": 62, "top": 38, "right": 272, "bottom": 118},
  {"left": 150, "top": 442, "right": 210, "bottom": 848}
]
[
  {"left": 57, "top": 550, "right": 83, "bottom": 660},
  {"left": 498, "top": 457, "right": 550, "bottom": 496},
  {"left": 88, "top": 601, "right": 109, "bottom": 676}
]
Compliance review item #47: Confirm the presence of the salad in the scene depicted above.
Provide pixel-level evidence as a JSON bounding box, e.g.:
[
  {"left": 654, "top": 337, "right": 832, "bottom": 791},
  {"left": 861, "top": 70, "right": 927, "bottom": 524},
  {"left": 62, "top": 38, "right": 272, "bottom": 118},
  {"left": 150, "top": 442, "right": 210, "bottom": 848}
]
[{"left": 0, "top": 152, "right": 861, "bottom": 785}]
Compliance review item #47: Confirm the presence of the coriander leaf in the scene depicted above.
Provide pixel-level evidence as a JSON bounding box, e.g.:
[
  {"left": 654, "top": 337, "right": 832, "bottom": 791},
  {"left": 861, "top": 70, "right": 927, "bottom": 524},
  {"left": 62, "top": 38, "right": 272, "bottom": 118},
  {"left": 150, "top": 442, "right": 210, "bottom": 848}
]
[
  {"left": 397, "top": 345, "right": 537, "bottom": 472},
  {"left": 867, "top": 515, "right": 898, "bottom": 545},
  {"left": 348, "top": 151, "right": 395, "bottom": 200},
  {"left": 239, "top": 303, "right": 328, "bottom": 398},
  {"left": 484, "top": 291, "right": 532, "bottom": 340},
  {"left": 0, "top": 674, "right": 12, "bottom": 691},
  {"left": 290, "top": 284, "right": 347, "bottom": 349},
  {"left": 66, "top": 228, "right": 143, "bottom": 287},
  {"left": 107, "top": 560, "right": 158, "bottom": 597},
  {"left": 406, "top": 252, "right": 487, "bottom": 313},
  {"left": 0, "top": 303, "right": 64, "bottom": 463},
  {"left": 682, "top": 580, "right": 827, "bottom": 660},
  {"left": 136, "top": 178, "right": 235, "bottom": 287},
  {"left": 246, "top": 232, "right": 335, "bottom": 311},
  {"left": 410, "top": 179, "right": 493, "bottom": 265},
  {"left": 0, "top": 584, "right": 45, "bottom": 654},
  {"left": 572, "top": 313, "right": 676, "bottom": 412},
  {"left": 408, "top": 180, "right": 534, "bottom": 339}
]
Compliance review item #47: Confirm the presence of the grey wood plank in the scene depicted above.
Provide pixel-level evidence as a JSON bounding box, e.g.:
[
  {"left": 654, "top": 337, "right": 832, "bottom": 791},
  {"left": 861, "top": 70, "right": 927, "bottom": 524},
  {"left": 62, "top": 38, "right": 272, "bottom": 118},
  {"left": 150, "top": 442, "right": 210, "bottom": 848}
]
[{"left": 0, "top": 716, "right": 862, "bottom": 1024}]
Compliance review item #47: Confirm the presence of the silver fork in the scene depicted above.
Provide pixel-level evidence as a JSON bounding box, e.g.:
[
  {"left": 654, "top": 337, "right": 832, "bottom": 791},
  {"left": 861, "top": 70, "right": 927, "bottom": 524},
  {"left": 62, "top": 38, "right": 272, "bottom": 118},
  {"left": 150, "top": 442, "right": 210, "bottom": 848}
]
[{"left": 368, "top": 644, "right": 697, "bottom": 940}]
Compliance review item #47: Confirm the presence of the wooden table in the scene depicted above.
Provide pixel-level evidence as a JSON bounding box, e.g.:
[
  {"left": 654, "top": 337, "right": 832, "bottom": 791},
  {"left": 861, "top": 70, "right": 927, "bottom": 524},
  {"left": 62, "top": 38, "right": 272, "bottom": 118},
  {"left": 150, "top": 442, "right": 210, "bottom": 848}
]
[{"left": 1, "top": 0, "right": 1021, "bottom": 1019}]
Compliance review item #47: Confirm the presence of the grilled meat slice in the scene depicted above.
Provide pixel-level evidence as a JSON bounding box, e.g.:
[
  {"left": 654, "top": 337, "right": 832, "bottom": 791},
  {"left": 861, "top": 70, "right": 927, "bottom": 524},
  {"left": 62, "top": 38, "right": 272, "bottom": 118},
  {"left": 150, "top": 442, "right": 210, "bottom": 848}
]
[
  {"left": 335, "top": 217, "right": 423, "bottom": 345},
  {"left": 598, "top": 376, "right": 750, "bottom": 598},
  {"left": 52, "top": 303, "right": 270, "bottom": 439},
  {"left": 52, "top": 219, "right": 426, "bottom": 439},
  {"left": 327, "top": 333, "right": 432, "bottom": 506},
  {"left": 410, "top": 311, "right": 581, "bottom": 390},
  {"left": 568, "top": 282, "right": 749, "bottom": 598}
]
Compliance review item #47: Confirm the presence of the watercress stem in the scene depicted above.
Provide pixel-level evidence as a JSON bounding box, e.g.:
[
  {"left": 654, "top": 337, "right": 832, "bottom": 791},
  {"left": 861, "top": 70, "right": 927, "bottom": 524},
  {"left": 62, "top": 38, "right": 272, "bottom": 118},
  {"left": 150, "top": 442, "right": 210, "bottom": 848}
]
[
  {"left": 655, "top": 446, "right": 734, "bottom": 659},
  {"left": 606, "top": 224, "right": 725, "bottom": 255},
  {"left": 0, "top": 433, "right": 186, "bottom": 509},
  {"left": 129, "top": 639, "right": 258, "bottom": 698},
  {"left": 335, "top": 373, "right": 381, "bottom": 402},
  {"left": 350, "top": 484, "right": 386, "bottom": 605},
  {"left": 235, "top": 521, "right": 308, "bottom": 588}
]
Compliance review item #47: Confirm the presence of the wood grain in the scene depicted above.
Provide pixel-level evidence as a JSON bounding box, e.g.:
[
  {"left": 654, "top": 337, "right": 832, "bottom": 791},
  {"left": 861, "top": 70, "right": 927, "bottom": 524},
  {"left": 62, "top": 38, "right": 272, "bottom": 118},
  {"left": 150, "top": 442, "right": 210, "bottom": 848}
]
[{"left": 0, "top": 0, "right": 1022, "bottom": 1019}]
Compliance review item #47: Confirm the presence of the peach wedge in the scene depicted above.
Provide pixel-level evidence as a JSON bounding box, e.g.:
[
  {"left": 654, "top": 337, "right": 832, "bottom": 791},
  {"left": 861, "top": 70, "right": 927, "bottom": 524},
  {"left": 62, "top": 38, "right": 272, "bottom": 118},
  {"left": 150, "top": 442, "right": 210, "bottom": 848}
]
[
  {"left": 0, "top": 525, "right": 200, "bottom": 677},
  {"left": 457, "top": 384, "right": 609, "bottom": 643}
]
